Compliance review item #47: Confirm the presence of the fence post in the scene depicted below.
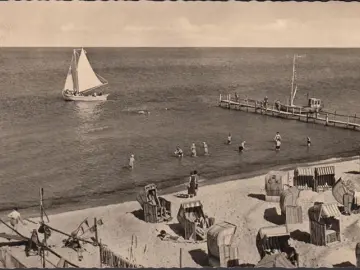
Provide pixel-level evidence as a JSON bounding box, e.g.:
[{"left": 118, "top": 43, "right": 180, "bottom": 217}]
[{"left": 179, "top": 248, "right": 183, "bottom": 268}]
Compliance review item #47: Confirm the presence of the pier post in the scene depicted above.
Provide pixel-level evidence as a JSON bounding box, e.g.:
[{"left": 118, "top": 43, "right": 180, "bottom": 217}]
[{"left": 325, "top": 114, "right": 329, "bottom": 126}]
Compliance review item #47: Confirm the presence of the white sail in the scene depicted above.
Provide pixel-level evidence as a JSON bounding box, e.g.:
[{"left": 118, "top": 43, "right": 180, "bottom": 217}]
[
  {"left": 76, "top": 48, "right": 104, "bottom": 93},
  {"left": 63, "top": 66, "right": 74, "bottom": 91}
]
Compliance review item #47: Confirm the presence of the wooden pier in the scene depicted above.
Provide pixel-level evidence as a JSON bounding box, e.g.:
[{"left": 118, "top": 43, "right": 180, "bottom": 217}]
[{"left": 218, "top": 94, "right": 360, "bottom": 131}]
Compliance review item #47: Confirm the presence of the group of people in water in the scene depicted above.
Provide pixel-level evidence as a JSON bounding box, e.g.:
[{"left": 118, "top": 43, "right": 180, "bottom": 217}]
[{"left": 128, "top": 132, "right": 312, "bottom": 170}]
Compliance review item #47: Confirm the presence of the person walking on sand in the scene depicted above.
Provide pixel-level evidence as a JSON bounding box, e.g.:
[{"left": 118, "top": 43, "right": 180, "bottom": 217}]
[
  {"left": 191, "top": 143, "right": 197, "bottom": 157},
  {"left": 227, "top": 133, "right": 232, "bottom": 145},
  {"left": 129, "top": 154, "right": 135, "bottom": 169},
  {"left": 239, "top": 141, "right": 247, "bottom": 152},
  {"left": 307, "top": 137, "right": 311, "bottom": 147},
  {"left": 203, "top": 142, "right": 209, "bottom": 155},
  {"left": 7, "top": 207, "right": 26, "bottom": 230},
  {"left": 187, "top": 171, "right": 198, "bottom": 197}
]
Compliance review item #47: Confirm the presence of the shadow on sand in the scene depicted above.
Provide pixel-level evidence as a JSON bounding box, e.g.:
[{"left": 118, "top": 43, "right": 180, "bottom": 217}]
[
  {"left": 290, "top": 229, "right": 310, "bottom": 244},
  {"left": 346, "top": 171, "right": 360, "bottom": 175},
  {"left": 168, "top": 223, "right": 184, "bottom": 237},
  {"left": 188, "top": 249, "right": 209, "bottom": 267},
  {"left": 263, "top": 207, "right": 285, "bottom": 225},
  {"left": 248, "top": 193, "right": 266, "bottom": 201},
  {"left": 333, "top": 261, "right": 356, "bottom": 267},
  {"left": 130, "top": 209, "right": 144, "bottom": 221}
]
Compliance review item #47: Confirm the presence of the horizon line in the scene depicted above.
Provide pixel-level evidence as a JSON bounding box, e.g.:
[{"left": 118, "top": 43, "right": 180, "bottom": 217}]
[{"left": 1, "top": 46, "right": 360, "bottom": 49}]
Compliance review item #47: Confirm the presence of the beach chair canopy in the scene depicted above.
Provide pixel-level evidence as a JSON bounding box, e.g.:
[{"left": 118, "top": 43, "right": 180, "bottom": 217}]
[
  {"left": 258, "top": 225, "right": 290, "bottom": 239},
  {"left": 279, "top": 187, "right": 301, "bottom": 213},
  {"left": 315, "top": 166, "right": 335, "bottom": 176},
  {"left": 294, "top": 167, "right": 315, "bottom": 177},
  {"left": 308, "top": 202, "right": 341, "bottom": 222},
  {"left": 136, "top": 183, "right": 159, "bottom": 207},
  {"left": 207, "top": 222, "right": 237, "bottom": 258}
]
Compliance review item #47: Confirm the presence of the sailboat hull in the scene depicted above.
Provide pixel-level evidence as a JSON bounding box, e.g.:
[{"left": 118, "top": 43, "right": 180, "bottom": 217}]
[{"left": 62, "top": 91, "right": 109, "bottom": 102}]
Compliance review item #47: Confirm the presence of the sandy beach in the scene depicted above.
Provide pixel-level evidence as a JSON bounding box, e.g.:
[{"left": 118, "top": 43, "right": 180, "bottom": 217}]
[{"left": 1, "top": 156, "right": 360, "bottom": 268}]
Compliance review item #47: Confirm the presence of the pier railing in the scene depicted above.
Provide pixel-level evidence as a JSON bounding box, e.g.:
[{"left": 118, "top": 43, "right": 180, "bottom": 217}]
[{"left": 218, "top": 94, "right": 360, "bottom": 131}]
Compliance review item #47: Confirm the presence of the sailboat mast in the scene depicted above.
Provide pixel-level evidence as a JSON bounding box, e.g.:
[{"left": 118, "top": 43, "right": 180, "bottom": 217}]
[{"left": 290, "top": 54, "right": 296, "bottom": 106}]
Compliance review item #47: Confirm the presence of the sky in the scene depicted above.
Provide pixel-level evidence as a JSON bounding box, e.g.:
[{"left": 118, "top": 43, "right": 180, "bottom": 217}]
[{"left": 0, "top": 2, "right": 360, "bottom": 47}]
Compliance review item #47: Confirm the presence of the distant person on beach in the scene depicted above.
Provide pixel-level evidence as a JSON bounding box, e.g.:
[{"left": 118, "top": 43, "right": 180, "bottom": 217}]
[
  {"left": 274, "top": 132, "right": 282, "bottom": 142},
  {"left": 203, "top": 142, "right": 209, "bottom": 155},
  {"left": 275, "top": 139, "right": 281, "bottom": 151},
  {"left": 227, "top": 133, "right": 232, "bottom": 145},
  {"left": 174, "top": 146, "right": 183, "bottom": 158},
  {"left": 239, "top": 141, "right": 246, "bottom": 152},
  {"left": 188, "top": 171, "right": 198, "bottom": 197},
  {"left": 307, "top": 137, "right": 311, "bottom": 147},
  {"left": 7, "top": 207, "right": 26, "bottom": 229},
  {"left": 191, "top": 143, "right": 197, "bottom": 157},
  {"left": 235, "top": 92, "right": 239, "bottom": 102},
  {"left": 129, "top": 154, "right": 135, "bottom": 169}
]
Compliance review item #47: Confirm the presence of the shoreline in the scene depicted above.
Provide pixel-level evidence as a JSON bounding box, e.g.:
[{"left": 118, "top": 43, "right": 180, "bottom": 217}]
[{"left": 8, "top": 152, "right": 359, "bottom": 220}]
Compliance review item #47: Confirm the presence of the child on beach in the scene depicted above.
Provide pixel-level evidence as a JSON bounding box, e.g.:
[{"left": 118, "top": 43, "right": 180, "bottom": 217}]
[
  {"left": 227, "top": 133, "right": 232, "bottom": 145},
  {"left": 239, "top": 141, "right": 246, "bottom": 152},
  {"left": 129, "top": 154, "right": 135, "bottom": 169},
  {"left": 203, "top": 142, "right": 209, "bottom": 155},
  {"left": 307, "top": 137, "right": 311, "bottom": 147},
  {"left": 7, "top": 207, "right": 26, "bottom": 230},
  {"left": 191, "top": 143, "right": 197, "bottom": 157}
]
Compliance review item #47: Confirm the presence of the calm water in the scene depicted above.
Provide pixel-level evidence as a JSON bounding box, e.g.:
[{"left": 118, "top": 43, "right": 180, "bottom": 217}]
[{"left": 0, "top": 47, "right": 359, "bottom": 215}]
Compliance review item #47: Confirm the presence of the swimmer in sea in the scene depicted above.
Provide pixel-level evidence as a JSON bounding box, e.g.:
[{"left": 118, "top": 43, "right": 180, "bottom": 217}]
[
  {"left": 174, "top": 146, "right": 184, "bottom": 158},
  {"left": 275, "top": 139, "right": 281, "bottom": 151},
  {"left": 129, "top": 154, "right": 135, "bottom": 169},
  {"left": 239, "top": 141, "right": 246, "bottom": 153},
  {"left": 191, "top": 143, "right": 197, "bottom": 157},
  {"left": 203, "top": 142, "right": 209, "bottom": 155},
  {"left": 227, "top": 133, "right": 232, "bottom": 145},
  {"left": 307, "top": 137, "right": 311, "bottom": 147}
]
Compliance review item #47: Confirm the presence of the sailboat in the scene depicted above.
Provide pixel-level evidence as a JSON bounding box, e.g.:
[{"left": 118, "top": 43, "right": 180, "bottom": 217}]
[
  {"left": 62, "top": 48, "right": 109, "bottom": 102},
  {"left": 277, "top": 54, "right": 323, "bottom": 114}
]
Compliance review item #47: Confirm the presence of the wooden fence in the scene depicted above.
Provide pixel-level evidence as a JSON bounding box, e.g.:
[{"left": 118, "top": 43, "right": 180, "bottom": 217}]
[{"left": 100, "top": 246, "right": 143, "bottom": 268}]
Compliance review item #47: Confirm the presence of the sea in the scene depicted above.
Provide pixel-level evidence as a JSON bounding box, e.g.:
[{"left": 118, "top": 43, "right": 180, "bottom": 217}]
[{"left": 0, "top": 47, "right": 359, "bottom": 217}]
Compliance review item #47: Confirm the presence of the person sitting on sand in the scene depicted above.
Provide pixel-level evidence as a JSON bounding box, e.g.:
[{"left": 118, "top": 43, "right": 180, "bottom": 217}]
[
  {"left": 174, "top": 146, "right": 183, "bottom": 158},
  {"left": 191, "top": 143, "right": 197, "bottom": 157},
  {"left": 227, "top": 133, "right": 232, "bottom": 145},
  {"left": 274, "top": 132, "right": 282, "bottom": 142},
  {"left": 307, "top": 136, "right": 311, "bottom": 147},
  {"left": 7, "top": 207, "right": 26, "bottom": 229},
  {"left": 129, "top": 154, "right": 135, "bottom": 169},
  {"left": 203, "top": 142, "right": 209, "bottom": 155},
  {"left": 239, "top": 141, "right": 246, "bottom": 152}
]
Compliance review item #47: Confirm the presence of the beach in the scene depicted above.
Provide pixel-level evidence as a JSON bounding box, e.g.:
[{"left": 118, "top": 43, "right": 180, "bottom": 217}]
[{"left": 2, "top": 155, "right": 359, "bottom": 268}]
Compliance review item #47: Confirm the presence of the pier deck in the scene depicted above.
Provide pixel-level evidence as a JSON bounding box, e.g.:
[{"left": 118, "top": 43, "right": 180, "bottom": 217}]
[{"left": 218, "top": 94, "right": 360, "bottom": 131}]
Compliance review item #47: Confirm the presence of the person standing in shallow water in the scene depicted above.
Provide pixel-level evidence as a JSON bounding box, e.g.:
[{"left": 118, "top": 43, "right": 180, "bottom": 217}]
[
  {"left": 307, "top": 137, "right": 311, "bottom": 147},
  {"left": 191, "top": 143, "right": 197, "bottom": 157},
  {"left": 275, "top": 139, "right": 281, "bottom": 151},
  {"left": 203, "top": 142, "right": 209, "bottom": 155},
  {"left": 239, "top": 141, "right": 246, "bottom": 153},
  {"left": 129, "top": 154, "right": 135, "bottom": 169},
  {"left": 227, "top": 133, "right": 232, "bottom": 145}
]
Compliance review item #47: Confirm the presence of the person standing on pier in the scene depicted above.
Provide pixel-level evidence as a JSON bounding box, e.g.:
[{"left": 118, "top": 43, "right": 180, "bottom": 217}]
[
  {"left": 203, "top": 142, "right": 209, "bottom": 155},
  {"left": 307, "top": 137, "right": 311, "bottom": 147},
  {"left": 191, "top": 143, "right": 197, "bottom": 157},
  {"left": 227, "top": 133, "right": 232, "bottom": 145},
  {"left": 129, "top": 154, "right": 135, "bottom": 169}
]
